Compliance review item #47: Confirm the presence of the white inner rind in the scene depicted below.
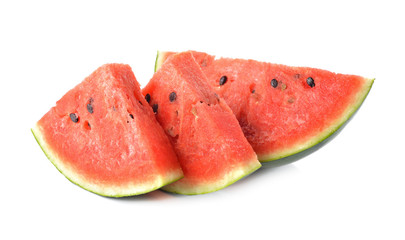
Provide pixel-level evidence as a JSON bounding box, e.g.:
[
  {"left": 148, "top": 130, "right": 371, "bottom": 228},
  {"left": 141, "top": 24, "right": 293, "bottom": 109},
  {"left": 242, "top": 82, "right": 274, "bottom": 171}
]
[
  {"left": 32, "top": 124, "right": 183, "bottom": 197},
  {"left": 161, "top": 156, "right": 261, "bottom": 195}
]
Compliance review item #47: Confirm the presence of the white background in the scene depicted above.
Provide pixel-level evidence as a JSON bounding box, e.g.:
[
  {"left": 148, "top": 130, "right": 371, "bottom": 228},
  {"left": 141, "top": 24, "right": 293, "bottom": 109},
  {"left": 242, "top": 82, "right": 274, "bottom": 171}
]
[{"left": 1, "top": 1, "right": 404, "bottom": 239}]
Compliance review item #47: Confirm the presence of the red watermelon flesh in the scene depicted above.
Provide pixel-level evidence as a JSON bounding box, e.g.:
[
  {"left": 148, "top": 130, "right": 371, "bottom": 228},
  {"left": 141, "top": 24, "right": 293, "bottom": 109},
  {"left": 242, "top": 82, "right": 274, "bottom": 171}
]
[
  {"left": 32, "top": 64, "right": 183, "bottom": 197},
  {"left": 156, "top": 51, "right": 374, "bottom": 162},
  {"left": 143, "top": 51, "right": 261, "bottom": 195}
]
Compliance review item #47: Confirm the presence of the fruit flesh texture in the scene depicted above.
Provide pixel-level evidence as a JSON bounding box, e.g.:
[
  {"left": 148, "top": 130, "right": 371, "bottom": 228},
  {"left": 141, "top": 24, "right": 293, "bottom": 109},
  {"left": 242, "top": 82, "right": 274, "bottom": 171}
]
[
  {"left": 143, "top": 52, "right": 261, "bottom": 194},
  {"left": 33, "top": 64, "right": 183, "bottom": 197},
  {"left": 157, "top": 51, "right": 374, "bottom": 162}
]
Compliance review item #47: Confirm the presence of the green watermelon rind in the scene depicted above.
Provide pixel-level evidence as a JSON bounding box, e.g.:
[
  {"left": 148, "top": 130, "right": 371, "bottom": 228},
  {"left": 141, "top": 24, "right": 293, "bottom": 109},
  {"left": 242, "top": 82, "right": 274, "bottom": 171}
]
[
  {"left": 31, "top": 124, "right": 183, "bottom": 198},
  {"left": 161, "top": 156, "right": 261, "bottom": 195},
  {"left": 259, "top": 78, "right": 374, "bottom": 162},
  {"left": 154, "top": 50, "right": 168, "bottom": 72},
  {"left": 154, "top": 51, "right": 374, "bottom": 162}
]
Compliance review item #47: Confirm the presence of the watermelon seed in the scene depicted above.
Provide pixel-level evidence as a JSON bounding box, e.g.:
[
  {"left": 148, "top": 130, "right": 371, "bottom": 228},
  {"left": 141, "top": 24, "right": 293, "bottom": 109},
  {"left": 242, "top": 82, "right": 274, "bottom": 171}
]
[
  {"left": 191, "top": 107, "right": 198, "bottom": 118},
  {"left": 249, "top": 83, "right": 256, "bottom": 93},
  {"left": 139, "top": 101, "right": 143, "bottom": 106},
  {"left": 294, "top": 74, "right": 300, "bottom": 79},
  {"left": 145, "top": 93, "right": 151, "bottom": 103},
  {"left": 281, "top": 82, "right": 287, "bottom": 90},
  {"left": 152, "top": 104, "right": 158, "bottom": 114},
  {"left": 86, "top": 98, "right": 94, "bottom": 114},
  {"left": 169, "top": 92, "right": 177, "bottom": 102},
  {"left": 87, "top": 104, "right": 94, "bottom": 114},
  {"left": 112, "top": 106, "right": 116, "bottom": 111},
  {"left": 84, "top": 121, "right": 91, "bottom": 130},
  {"left": 167, "top": 127, "right": 176, "bottom": 137},
  {"left": 307, "top": 77, "right": 315, "bottom": 88},
  {"left": 129, "top": 114, "right": 134, "bottom": 119},
  {"left": 288, "top": 97, "right": 295, "bottom": 103},
  {"left": 219, "top": 76, "right": 228, "bottom": 86},
  {"left": 69, "top": 113, "right": 79, "bottom": 123},
  {"left": 271, "top": 79, "right": 278, "bottom": 88}
]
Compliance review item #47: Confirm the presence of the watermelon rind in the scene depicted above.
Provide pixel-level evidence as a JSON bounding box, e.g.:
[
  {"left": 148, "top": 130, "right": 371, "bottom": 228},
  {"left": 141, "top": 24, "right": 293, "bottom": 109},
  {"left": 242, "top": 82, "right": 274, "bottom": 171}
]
[
  {"left": 161, "top": 156, "right": 261, "bottom": 195},
  {"left": 154, "top": 51, "right": 374, "bottom": 163},
  {"left": 32, "top": 124, "right": 183, "bottom": 197},
  {"left": 154, "top": 50, "right": 168, "bottom": 73}
]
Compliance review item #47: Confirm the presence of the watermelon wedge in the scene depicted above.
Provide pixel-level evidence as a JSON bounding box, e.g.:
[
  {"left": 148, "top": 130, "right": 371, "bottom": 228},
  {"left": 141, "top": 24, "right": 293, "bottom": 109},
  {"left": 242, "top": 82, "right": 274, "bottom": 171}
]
[
  {"left": 143, "top": 51, "right": 261, "bottom": 195},
  {"left": 32, "top": 64, "right": 183, "bottom": 197},
  {"left": 155, "top": 51, "right": 374, "bottom": 162}
]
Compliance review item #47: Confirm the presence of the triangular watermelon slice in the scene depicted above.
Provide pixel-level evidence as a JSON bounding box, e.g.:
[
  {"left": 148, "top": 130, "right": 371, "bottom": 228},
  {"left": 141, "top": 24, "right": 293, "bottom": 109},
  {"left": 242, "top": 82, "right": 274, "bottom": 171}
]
[
  {"left": 155, "top": 51, "right": 374, "bottom": 162},
  {"left": 32, "top": 64, "right": 183, "bottom": 197},
  {"left": 143, "top": 51, "right": 261, "bottom": 194}
]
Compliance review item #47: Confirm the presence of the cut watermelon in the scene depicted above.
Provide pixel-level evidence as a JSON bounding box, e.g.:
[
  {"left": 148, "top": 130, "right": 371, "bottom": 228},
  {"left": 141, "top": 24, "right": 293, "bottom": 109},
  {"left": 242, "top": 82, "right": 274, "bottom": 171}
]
[
  {"left": 32, "top": 64, "right": 183, "bottom": 197},
  {"left": 143, "top": 51, "right": 261, "bottom": 195},
  {"left": 156, "top": 51, "right": 374, "bottom": 162}
]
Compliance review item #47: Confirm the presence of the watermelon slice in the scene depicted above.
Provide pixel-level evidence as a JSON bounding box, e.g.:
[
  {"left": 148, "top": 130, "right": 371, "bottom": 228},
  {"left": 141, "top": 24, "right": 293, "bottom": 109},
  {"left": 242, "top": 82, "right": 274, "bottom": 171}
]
[
  {"left": 156, "top": 51, "right": 374, "bottom": 162},
  {"left": 32, "top": 64, "right": 183, "bottom": 197},
  {"left": 143, "top": 51, "right": 261, "bottom": 195}
]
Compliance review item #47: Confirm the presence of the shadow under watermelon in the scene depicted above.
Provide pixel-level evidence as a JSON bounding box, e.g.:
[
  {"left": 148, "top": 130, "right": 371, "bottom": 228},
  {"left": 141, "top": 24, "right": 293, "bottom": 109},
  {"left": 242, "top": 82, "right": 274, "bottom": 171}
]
[{"left": 223, "top": 109, "right": 361, "bottom": 192}]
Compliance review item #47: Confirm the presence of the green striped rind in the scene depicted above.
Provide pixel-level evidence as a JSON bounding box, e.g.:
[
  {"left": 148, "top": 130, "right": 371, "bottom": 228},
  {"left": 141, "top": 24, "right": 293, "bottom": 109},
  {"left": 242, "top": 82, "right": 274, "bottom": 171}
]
[
  {"left": 32, "top": 124, "right": 183, "bottom": 197},
  {"left": 161, "top": 157, "right": 261, "bottom": 195},
  {"left": 154, "top": 50, "right": 163, "bottom": 72},
  {"left": 154, "top": 50, "right": 171, "bottom": 72},
  {"left": 155, "top": 51, "right": 374, "bottom": 163},
  {"left": 258, "top": 78, "right": 374, "bottom": 162}
]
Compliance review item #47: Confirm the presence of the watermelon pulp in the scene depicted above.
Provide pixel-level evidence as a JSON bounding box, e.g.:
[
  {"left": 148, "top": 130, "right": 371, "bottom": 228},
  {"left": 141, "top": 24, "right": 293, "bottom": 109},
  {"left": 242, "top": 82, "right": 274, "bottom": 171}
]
[
  {"left": 32, "top": 64, "right": 183, "bottom": 197},
  {"left": 156, "top": 51, "right": 374, "bottom": 162},
  {"left": 143, "top": 51, "right": 261, "bottom": 194}
]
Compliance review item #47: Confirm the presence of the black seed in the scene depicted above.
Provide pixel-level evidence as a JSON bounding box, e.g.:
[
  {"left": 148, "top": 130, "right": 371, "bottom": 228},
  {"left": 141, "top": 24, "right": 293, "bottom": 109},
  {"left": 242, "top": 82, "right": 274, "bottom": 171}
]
[
  {"left": 219, "top": 76, "right": 228, "bottom": 86},
  {"left": 306, "top": 77, "right": 315, "bottom": 88},
  {"left": 139, "top": 101, "right": 143, "bottom": 106},
  {"left": 271, "top": 79, "right": 278, "bottom": 88},
  {"left": 252, "top": 89, "right": 256, "bottom": 93},
  {"left": 169, "top": 92, "right": 177, "bottom": 102},
  {"left": 200, "top": 101, "right": 203, "bottom": 103},
  {"left": 145, "top": 93, "right": 151, "bottom": 103},
  {"left": 86, "top": 98, "right": 94, "bottom": 114},
  {"left": 69, "top": 113, "right": 79, "bottom": 123},
  {"left": 129, "top": 114, "right": 134, "bottom": 119},
  {"left": 87, "top": 104, "right": 93, "bottom": 114},
  {"left": 152, "top": 104, "right": 158, "bottom": 114},
  {"left": 87, "top": 122, "right": 91, "bottom": 128}
]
